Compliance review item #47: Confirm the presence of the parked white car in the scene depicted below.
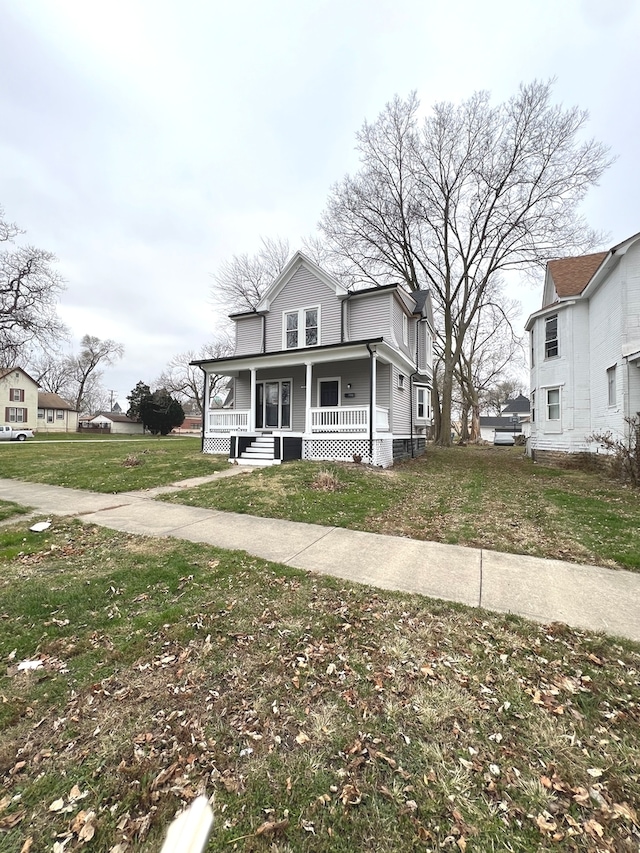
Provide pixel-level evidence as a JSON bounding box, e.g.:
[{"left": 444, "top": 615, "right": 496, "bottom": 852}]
[{"left": 0, "top": 425, "right": 34, "bottom": 441}]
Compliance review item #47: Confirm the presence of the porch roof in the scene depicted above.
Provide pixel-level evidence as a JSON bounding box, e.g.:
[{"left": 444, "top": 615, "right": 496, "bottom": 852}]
[{"left": 191, "top": 337, "right": 418, "bottom": 375}]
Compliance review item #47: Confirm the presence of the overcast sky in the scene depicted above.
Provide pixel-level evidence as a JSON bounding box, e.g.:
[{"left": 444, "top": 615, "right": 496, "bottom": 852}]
[{"left": 1, "top": 0, "right": 638, "bottom": 405}]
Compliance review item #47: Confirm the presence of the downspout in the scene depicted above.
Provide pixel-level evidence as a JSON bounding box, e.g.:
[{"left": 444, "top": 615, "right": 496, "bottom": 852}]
[
  {"left": 199, "top": 366, "right": 207, "bottom": 452},
  {"left": 261, "top": 314, "right": 266, "bottom": 353},
  {"left": 366, "top": 342, "right": 374, "bottom": 461},
  {"left": 341, "top": 291, "right": 353, "bottom": 343},
  {"left": 408, "top": 317, "right": 423, "bottom": 458}
]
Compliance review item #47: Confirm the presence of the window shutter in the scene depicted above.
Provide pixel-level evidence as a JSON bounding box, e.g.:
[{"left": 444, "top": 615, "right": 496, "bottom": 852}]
[
  {"left": 20, "top": 389, "right": 25, "bottom": 402},
  {"left": 4, "top": 407, "right": 9, "bottom": 421}
]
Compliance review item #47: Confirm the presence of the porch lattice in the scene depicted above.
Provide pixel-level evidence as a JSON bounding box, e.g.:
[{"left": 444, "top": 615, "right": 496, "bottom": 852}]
[{"left": 203, "top": 436, "right": 230, "bottom": 455}]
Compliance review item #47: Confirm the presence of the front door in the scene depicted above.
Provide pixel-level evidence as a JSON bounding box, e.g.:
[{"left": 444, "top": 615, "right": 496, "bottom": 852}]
[
  {"left": 255, "top": 380, "right": 291, "bottom": 430},
  {"left": 319, "top": 380, "right": 339, "bottom": 407}
]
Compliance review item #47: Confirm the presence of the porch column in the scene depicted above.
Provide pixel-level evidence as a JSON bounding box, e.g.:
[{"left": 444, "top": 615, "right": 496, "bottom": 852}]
[
  {"left": 369, "top": 350, "right": 378, "bottom": 461},
  {"left": 249, "top": 368, "right": 256, "bottom": 431},
  {"left": 305, "top": 362, "right": 313, "bottom": 434}
]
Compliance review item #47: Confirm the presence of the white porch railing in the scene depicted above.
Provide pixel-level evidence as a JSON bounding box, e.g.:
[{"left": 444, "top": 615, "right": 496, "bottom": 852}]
[
  {"left": 208, "top": 410, "right": 250, "bottom": 432},
  {"left": 310, "top": 406, "right": 389, "bottom": 433}
]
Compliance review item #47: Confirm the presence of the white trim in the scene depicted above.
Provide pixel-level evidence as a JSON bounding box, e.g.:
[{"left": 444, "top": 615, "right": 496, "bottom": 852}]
[{"left": 282, "top": 304, "right": 321, "bottom": 350}]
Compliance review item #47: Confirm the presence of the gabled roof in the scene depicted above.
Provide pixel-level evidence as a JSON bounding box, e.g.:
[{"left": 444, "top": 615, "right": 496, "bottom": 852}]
[
  {"left": 501, "top": 394, "right": 530, "bottom": 414},
  {"left": 38, "top": 392, "right": 77, "bottom": 411},
  {"left": 547, "top": 252, "right": 607, "bottom": 300},
  {"left": 0, "top": 366, "right": 39, "bottom": 385},
  {"left": 90, "top": 411, "right": 138, "bottom": 424},
  {"left": 256, "top": 251, "right": 348, "bottom": 313}
]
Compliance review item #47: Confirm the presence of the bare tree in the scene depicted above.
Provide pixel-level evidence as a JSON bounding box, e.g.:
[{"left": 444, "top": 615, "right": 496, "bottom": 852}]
[
  {"left": 67, "top": 335, "right": 124, "bottom": 412},
  {"left": 157, "top": 336, "right": 233, "bottom": 414},
  {"left": 319, "top": 81, "right": 612, "bottom": 445},
  {"left": 0, "top": 205, "right": 67, "bottom": 366},
  {"left": 212, "top": 237, "right": 291, "bottom": 313},
  {"left": 456, "top": 287, "right": 525, "bottom": 441}
]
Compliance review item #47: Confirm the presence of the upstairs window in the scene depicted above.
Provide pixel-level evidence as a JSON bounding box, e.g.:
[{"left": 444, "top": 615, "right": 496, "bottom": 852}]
[
  {"left": 607, "top": 365, "right": 617, "bottom": 406},
  {"left": 545, "top": 315, "right": 558, "bottom": 359},
  {"left": 10, "top": 388, "right": 24, "bottom": 402},
  {"left": 530, "top": 330, "right": 535, "bottom": 367},
  {"left": 283, "top": 306, "right": 320, "bottom": 349},
  {"left": 402, "top": 313, "right": 408, "bottom": 346},
  {"left": 285, "top": 311, "right": 298, "bottom": 348}
]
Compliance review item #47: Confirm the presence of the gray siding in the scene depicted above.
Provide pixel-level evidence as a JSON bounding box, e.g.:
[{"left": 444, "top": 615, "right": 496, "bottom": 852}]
[
  {"left": 265, "top": 266, "right": 341, "bottom": 352},
  {"left": 234, "top": 315, "right": 263, "bottom": 356},
  {"left": 391, "top": 365, "right": 411, "bottom": 433},
  {"left": 391, "top": 298, "right": 414, "bottom": 360},
  {"left": 348, "top": 293, "right": 392, "bottom": 342}
]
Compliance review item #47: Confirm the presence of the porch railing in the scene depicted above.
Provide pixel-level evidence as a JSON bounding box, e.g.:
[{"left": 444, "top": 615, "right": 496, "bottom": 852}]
[
  {"left": 310, "top": 406, "right": 389, "bottom": 433},
  {"left": 208, "top": 410, "right": 250, "bottom": 432}
]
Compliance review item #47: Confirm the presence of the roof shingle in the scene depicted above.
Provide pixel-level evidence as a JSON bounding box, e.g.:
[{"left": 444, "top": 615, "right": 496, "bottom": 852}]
[{"left": 547, "top": 251, "right": 607, "bottom": 299}]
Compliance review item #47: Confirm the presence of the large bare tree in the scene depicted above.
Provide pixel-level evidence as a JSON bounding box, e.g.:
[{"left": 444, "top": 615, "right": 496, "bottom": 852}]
[
  {"left": 212, "top": 237, "right": 291, "bottom": 313},
  {"left": 0, "top": 205, "right": 67, "bottom": 366},
  {"left": 156, "top": 336, "right": 233, "bottom": 414},
  {"left": 319, "top": 81, "right": 612, "bottom": 444}
]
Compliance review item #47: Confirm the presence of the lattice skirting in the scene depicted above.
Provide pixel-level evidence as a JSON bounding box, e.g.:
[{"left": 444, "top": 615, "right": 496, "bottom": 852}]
[
  {"left": 203, "top": 436, "right": 230, "bottom": 455},
  {"left": 303, "top": 438, "right": 394, "bottom": 468}
]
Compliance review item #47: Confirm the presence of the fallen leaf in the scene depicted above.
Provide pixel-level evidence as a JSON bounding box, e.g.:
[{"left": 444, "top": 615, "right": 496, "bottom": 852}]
[
  {"left": 49, "top": 798, "right": 65, "bottom": 812},
  {"left": 0, "top": 809, "right": 26, "bottom": 829},
  {"left": 20, "top": 838, "right": 33, "bottom": 853},
  {"left": 295, "top": 732, "right": 310, "bottom": 745},
  {"left": 255, "top": 818, "right": 289, "bottom": 836}
]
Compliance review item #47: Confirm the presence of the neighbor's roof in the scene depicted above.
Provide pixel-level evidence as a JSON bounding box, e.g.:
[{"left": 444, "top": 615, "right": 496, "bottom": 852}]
[
  {"left": 547, "top": 252, "right": 607, "bottom": 298},
  {"left": 38, "top": 392, "right": 77, "bottom": 411},
  {"left": 90, "top": 411, "right": 138, "bottom": 423},
  {"left": 501, "top": 394, "right": 530, "bottom": 414}
]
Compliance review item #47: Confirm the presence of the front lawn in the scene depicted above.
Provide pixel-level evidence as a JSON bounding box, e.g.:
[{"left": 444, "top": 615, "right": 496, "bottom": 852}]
[
  {"left": 161, "top": 446, "right": 640, "bottom": 571},
  {"left": 0, "top": 437, "right": 229, "bottom": 492},
  {"left": 0, "top": 518, "right": 638, "bottom": 851}
]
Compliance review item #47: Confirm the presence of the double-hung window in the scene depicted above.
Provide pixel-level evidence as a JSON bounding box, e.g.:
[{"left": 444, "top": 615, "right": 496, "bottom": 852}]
[
  {"left": 416, "top": 387, "right": 429, "bottom": 420},
  {"left": 545, "top": 315, "right": 558, "bottom": 359},
  {"left": 10, "top": 388, "right": 24, "bottom": 402},
  {"left": 547, "top": 388, "right": 560, "bottom": 421},
  {"left": 284, "top": 307, "right": 320, "bottom": 349}
]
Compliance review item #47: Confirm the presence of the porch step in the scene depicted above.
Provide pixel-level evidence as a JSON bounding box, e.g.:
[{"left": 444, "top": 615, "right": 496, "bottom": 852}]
[{"left": 235, "top": 436, "right": 282, "bottom": 467}]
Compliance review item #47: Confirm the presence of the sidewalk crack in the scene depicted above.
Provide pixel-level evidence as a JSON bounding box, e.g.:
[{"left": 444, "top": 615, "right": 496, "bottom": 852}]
[{"left": 284, "top": 526, "right": 337, "bottom": 564}]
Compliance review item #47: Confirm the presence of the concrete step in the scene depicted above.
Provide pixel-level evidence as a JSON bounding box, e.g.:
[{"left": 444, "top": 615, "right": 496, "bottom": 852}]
[{"left": 235, "top": 457, "right": 281, "bottom": 467}]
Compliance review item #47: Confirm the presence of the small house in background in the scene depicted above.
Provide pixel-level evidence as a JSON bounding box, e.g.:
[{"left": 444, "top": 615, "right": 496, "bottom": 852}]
[
  {"left": 0, "top": 367, "right": 39, "bottom": 430},
  {"left": 37, "top": 393, "right": 79, "bottom": 432},
  {"left": 83, "top": 412, "right": 145, "bottom": 435},
  {"left": 479, "top": 395, "right": 530, "bottom": 443},
  {"left": 193, "top": 251, "right": 435, "bottom": 467}
]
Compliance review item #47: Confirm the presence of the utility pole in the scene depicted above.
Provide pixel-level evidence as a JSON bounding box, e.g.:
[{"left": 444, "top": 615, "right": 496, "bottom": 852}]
[{"left": 109, "top": 390, "right": 117, "bottom": 411}]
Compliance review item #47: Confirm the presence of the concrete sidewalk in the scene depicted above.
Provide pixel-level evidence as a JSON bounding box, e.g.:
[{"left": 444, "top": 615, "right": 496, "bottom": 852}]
[{"left": 0, "top": 476, "right": 638, "bottom": 643}]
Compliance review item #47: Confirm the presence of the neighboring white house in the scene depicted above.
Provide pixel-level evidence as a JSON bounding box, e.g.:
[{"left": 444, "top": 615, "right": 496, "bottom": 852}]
[
  {"left": 525, "top": 231, "right": 640, "bottom": 459},
  {"left": 84, "top": 412, "right": 145, "bottom": 435},
  {"left": 0, "top": 367, "right": 39, "bottom": 430},
  {"left": 479, "top": 395, "right": 530, "bottom": 443},
  {"left": 37, "top": 393, "right": 79, "bottom": 432},
  {"left": 193, "top": 251, "right": 435, "bottom": 467}
]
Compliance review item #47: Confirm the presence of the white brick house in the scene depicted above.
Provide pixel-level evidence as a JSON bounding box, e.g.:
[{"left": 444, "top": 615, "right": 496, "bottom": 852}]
[{"left": 526, "top": 231, "right": 640, "bottom": 457}]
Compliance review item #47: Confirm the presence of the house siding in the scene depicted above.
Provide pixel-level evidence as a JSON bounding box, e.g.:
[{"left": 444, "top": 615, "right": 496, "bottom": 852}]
[
  {"left": 265, "top": 266, "right": 341, "bottom": 352},
  {"left": 589, "top": 270, "right": 623, "bottom": 440},
  {"left": 391, "top": 365, "right": 411, "bottom": 434},
  {"left": 0, "top": 369, "right": 38, "bottom": 431},
  {"left": 234, "top": 315, "right": 263, "bottom": 356},
  {"left": 348, "top": 293, "right": 392, "bottom": 343}
]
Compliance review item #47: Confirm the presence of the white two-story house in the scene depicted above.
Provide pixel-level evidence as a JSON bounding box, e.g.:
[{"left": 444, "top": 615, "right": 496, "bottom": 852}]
[
  {"left": 195, "top": 251, "right": 435, "bottom": 467},
  {"left": 526, "top": 230, "right": 640, "bottom": 459}
]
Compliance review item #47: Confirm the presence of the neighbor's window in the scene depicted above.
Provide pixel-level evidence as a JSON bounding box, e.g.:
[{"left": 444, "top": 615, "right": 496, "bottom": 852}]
[
  {"left": 531, "top": 391, "right": 535, "bottom": 423},
  {"left": 10, "top": 388, "right": 24, "bottom": 402},
  {"left": 56, "top": 409, "right": 65, "bottom": 420},
  {"left": 530, "top": 330, "right": 535, "bottom": 367},
  {"left": 7, "top": 407, "right": 27, "bottom": 423},
  {"left": 545, "top": 315, "right": 558, "bottom": 358},
  {"left": 546, "top": 388, "right": 560, "bottom": 421},
  {"left": 37, "top": 409, "right": 44, "bottom": 419},
  {"left": 607, "top": 365, "right": 617, "bottom": 406}
]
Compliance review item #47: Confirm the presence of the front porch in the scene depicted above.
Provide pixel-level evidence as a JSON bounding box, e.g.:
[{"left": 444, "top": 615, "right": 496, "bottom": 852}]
[{"left": 207, "top": 405, "right": 390, "bottom": 434}]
